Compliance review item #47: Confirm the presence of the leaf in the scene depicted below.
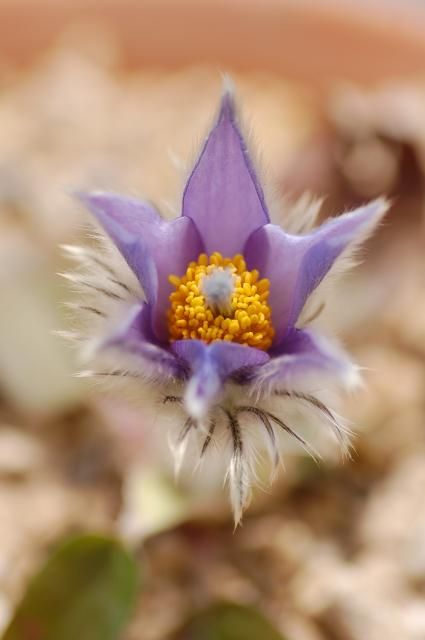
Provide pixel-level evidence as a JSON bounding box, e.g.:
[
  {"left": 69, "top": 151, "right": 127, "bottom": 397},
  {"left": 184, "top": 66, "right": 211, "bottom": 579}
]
[
  {"left": 176, "top": 602, "right": 286, "bottom": 640},
  {"left": 3, "top": 534, "right": 138, "bottom": 640}
]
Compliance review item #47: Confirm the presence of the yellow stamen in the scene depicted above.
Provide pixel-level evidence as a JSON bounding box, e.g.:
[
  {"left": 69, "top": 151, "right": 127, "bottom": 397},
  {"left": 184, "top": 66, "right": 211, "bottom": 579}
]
[{"left": 168, "top": 252, "right": 274, "bottom": 350}]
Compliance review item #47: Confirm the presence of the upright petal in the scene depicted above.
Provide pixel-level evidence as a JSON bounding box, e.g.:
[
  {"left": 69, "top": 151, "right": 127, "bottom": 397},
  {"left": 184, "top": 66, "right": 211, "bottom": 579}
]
[
  {"left": 253, "top": 328, "right": 359, "bottom": 394},
  {"left": 77, "top": 191, "right": 203, "bottom": 340},
  {"left": 182, "top": 90, "right": 269, "bottom": 256},
  {"left": 171, "top": 340, "right": 270, "bottom": 419},
  {"left": 245, "top": 199, "right": 388, "bottom": 343}
]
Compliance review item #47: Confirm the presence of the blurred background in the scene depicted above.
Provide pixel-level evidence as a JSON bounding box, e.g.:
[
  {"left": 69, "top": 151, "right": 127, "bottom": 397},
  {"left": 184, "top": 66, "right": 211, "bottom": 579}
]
[{"left": 1, "top": 1, "right": 425, "bottom": 638}]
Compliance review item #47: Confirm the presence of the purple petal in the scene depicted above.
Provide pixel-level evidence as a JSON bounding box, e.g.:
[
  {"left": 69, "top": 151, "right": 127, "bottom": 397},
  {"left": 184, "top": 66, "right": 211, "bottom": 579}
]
[
  {"left": 172, "top": 340, "right": 270, "bottom": 419},
  {"left": 98, "top": 303, "right": 183, "bottom": 379},
  {"left": 77, "top": 191, "right": 203, "bottom": 340},
  {"left": 245, "top": 199, "right": 388, "bottom": 344},
  {"left": 254, "top": 328, "right": 358, "bottom": 392},
  {"left": 182, "top": 91, "right": 269, "bottom": 256}
]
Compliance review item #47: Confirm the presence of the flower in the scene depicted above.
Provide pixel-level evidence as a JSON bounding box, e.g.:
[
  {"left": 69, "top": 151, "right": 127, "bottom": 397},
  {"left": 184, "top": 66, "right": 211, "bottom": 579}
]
[{"left": 64, "top": 87, "right": 388, "bottom": 523}]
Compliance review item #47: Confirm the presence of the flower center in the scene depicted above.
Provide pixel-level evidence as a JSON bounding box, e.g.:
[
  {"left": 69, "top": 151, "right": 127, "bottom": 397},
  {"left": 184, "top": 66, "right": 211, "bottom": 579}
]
[{"left": 168, "top": 252, "right": 274, "bottom": 350}]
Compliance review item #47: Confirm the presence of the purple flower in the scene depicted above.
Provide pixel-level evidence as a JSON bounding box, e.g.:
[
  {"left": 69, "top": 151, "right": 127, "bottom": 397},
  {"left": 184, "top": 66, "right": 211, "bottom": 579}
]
[{"left": 65, "top": 88, "right": 388, "bottom": 522}]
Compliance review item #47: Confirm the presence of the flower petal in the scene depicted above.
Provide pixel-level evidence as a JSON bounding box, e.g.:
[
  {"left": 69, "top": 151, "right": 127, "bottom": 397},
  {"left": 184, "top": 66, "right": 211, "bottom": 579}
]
[
  {"left": 253, "top": 328, "right": 359, "bottom": 394},
  {"left": 77, "top": 191, "right": 203, "bottom": 340},
  {"left": 182, "top": 90, "right": 269, "bottom": 256},
  {"left": 245, "top": 199, "right": 388, "bottom": 343},
  {"left": 171, "top": 340, "right": 270, "bottom": 419},
  {"left": 98, "top": 303, "right": 183, "bottom": 379}
]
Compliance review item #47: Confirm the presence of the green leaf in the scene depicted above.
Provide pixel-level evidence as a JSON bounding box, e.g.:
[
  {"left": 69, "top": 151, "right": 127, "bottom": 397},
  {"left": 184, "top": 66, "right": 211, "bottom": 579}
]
[
  {"left": 3, "top": 534, "right": 138, "bottom": 640},
  {"left": 177, "top": 602, "right": 286, "bottom": 640}
]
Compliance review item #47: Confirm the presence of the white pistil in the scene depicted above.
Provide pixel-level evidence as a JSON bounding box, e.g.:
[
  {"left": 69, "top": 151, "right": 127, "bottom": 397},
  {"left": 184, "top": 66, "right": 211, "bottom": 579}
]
[{"left": 201, "top": 267, "right": 235, "bottom": 315}]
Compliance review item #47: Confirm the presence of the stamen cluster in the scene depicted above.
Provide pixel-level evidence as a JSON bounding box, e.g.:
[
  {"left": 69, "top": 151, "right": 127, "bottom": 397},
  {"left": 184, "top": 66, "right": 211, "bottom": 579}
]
[{"left": 168, "top": 252, "right": 274, "bottom": 350}]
